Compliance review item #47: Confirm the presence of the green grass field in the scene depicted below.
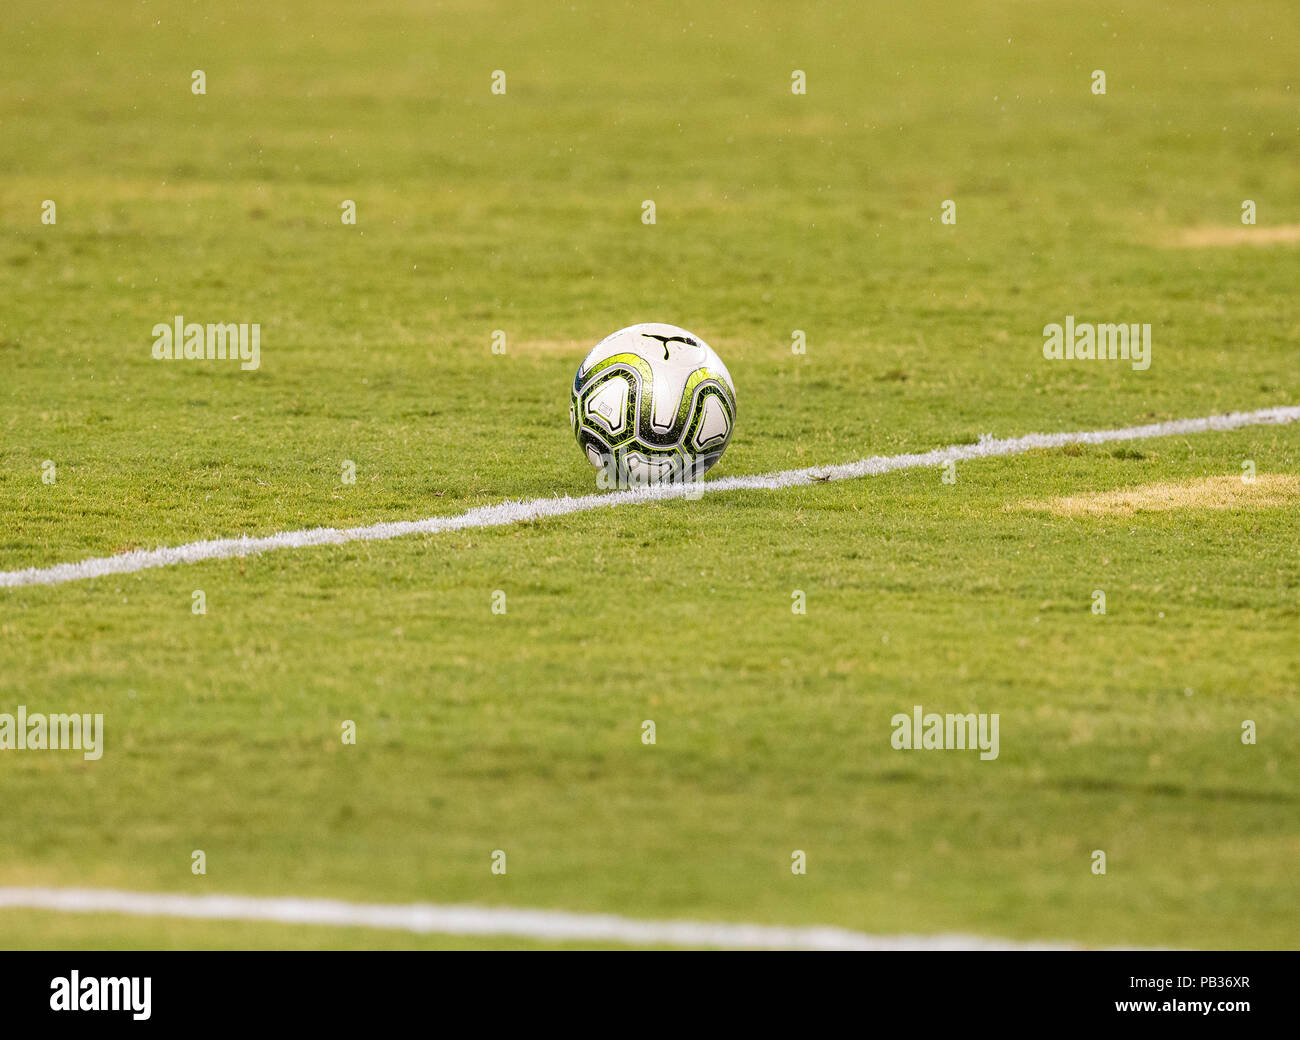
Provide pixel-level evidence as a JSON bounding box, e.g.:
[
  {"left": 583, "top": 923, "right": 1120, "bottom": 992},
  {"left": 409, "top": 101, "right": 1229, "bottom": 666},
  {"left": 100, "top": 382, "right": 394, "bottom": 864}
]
[{"left": 1, "top": 0, "right": 1297, "bottom": 949}]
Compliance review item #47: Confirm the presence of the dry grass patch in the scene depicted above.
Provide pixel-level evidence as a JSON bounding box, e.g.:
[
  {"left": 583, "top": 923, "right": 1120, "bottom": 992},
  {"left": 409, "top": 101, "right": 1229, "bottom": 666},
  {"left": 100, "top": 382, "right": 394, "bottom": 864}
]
[
  {"left": 1167, "top": 224, "right": 1300, "bottom": 248},
  {"left": 1016, "top": 474, "right": 1300, "bottom": 517}
]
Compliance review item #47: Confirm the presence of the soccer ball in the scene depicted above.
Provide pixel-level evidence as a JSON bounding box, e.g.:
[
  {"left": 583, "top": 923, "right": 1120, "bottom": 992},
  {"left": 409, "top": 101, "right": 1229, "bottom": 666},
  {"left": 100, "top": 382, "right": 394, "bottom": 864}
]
[{"left": 570, "top": 323, "right": 737, "bottom": 487}]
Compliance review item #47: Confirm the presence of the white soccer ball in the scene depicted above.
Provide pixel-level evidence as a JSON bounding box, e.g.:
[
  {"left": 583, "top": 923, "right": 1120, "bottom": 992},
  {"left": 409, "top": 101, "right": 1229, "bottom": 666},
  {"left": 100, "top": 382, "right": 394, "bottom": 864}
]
[{"left": 570, "top": 323, "right": 737, "bottom": 487}]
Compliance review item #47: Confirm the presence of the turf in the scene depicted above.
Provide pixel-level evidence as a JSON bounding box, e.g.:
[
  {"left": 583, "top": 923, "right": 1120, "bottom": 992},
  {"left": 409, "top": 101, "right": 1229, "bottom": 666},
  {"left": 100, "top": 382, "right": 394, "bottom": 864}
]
[{"left": 1, "top": 0, "right": 1297, "bottom": 950}]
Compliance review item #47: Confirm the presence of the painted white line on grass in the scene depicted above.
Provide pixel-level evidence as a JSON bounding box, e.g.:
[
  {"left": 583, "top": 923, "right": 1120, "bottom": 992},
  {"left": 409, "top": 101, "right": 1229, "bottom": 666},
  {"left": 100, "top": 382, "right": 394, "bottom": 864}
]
[
  {"left": 0, "top": 886, "right": 1084, "bottom": 950},
  {"left": 3, "top": 405, "right": 1297, "bottom": 589}
]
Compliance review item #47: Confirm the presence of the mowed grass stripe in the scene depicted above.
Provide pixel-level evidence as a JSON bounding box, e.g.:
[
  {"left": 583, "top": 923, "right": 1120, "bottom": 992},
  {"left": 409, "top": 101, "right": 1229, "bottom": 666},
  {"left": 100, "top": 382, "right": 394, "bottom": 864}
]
[{"left": 2, "top": 405, "right": 1297, "bottom": 589}]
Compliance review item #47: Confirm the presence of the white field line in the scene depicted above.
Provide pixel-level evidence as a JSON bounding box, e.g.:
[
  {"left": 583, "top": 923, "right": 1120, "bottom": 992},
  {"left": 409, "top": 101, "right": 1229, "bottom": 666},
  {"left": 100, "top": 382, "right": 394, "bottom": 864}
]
[
  {"left": 3, "top": 405, "right": 1297, "bottom": 590},
  {"left": 0, "top": 886, "right": 1087, "bottom": 950}
]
